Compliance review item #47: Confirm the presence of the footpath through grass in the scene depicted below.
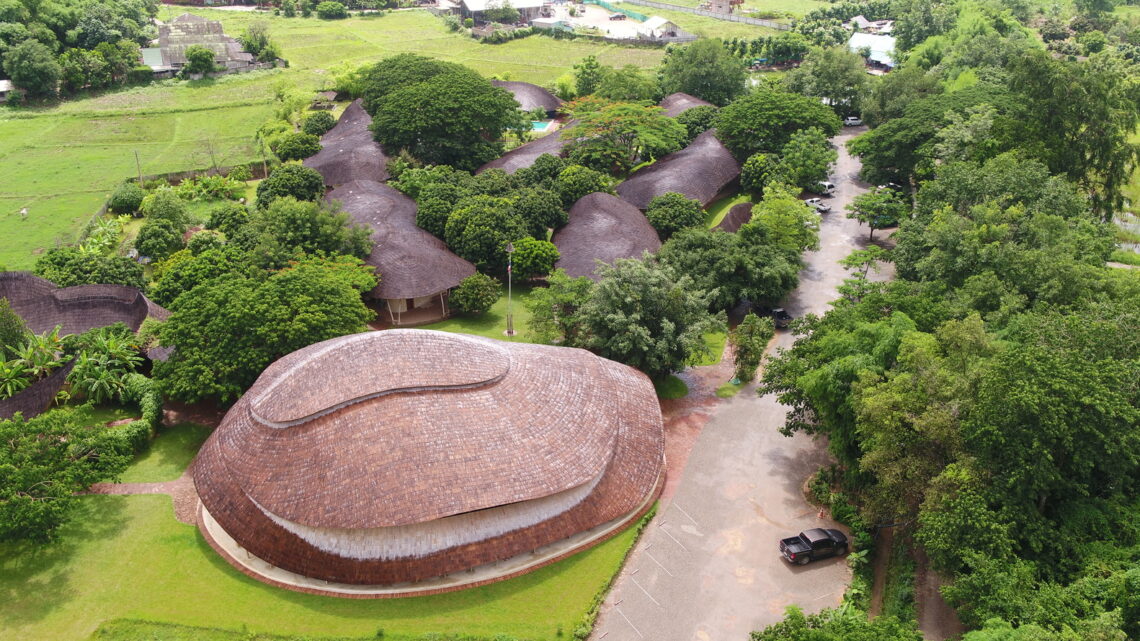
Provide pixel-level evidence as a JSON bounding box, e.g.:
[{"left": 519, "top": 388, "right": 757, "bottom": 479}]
[
  {"left": 0, "top": 10, "right": 664, "bottom": 269},
  {"left": 1, "top": 493, "right": 641, "bottom": 641}
]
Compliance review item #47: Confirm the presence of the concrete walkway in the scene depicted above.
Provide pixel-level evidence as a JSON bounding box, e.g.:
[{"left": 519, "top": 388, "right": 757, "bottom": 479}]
[{"left": 592, "top": 127, "right": 877, "bottom": 641}]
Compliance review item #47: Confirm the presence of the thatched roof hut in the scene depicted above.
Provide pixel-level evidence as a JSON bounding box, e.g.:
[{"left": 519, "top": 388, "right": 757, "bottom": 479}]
[
  {"left": 714, "top": 202, "right": 753, "bottom": 233},
  {"left": 657, "top": 92, "right": 714, "bottom": 118},
  {"left": 616, "top": 130, "right": 740, "bottom": 210},
  {"left": 192, "top": 329, "right": 664, "bottom": 589},
  {"left": 304, "top": 100, "right": 389, "bottom": 187},
  {"left": 491, "top": 80, "right": 564, "bottom": 115},
  {"left": 0, "top": 271, "right": 169, "bottom": 336},
  {"left": 327, "top": 181, "right": 475, "bottom": 323},
  {"left": 552, "top": 192, "right": 661, "bottom": 280},
  {"left": 476, "top": 122, "right": 574, "bottom": 174}
]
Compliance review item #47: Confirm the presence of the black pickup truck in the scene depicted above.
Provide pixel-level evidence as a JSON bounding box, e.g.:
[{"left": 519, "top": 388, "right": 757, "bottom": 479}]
[{"left": 779, "top": 528, "right": 849, "bottom": 565}]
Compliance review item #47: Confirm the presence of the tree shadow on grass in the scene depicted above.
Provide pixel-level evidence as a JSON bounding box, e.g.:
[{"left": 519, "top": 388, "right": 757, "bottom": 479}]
[{"left": 0, "top": 496, "right": 128, "bottom": 625}]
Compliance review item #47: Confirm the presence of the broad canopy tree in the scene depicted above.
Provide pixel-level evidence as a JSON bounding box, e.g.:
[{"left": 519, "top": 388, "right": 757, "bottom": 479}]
[{"left": 363, "top": 54, "right": 522, "bottom": 171}]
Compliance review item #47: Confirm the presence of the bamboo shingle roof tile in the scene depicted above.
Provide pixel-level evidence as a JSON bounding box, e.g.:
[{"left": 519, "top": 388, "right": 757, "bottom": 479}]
[
  {"left": 327, "top": 180, "right": 475, "bottom": 300},
  {"left": 657, "top": 92, "right": 715, "bottom": 118},
  {"left": 615, "top": 129, "right": 741, "bottom": 210},
  {"left": 192, "top": 329, "right": 664, "bottom": 586},
  {"left": 304, "top": 100, "right": 389, "bottom": 187},
  {"left": 552, "top": 192, "right": 661, "bottom": 280}
]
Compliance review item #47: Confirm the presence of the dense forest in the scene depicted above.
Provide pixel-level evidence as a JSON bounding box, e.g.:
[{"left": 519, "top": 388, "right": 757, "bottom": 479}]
[{"left": 753, "top": 0, "right": 1140, "bottom": 639}]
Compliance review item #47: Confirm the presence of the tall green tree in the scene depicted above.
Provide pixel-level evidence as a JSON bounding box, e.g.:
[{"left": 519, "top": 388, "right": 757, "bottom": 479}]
[
  {"left": 714, "top": 88, "right": 841, "bottom": 159},
  {"left": 155, "top": 256, "right": 376, "bottom": 403},
  {"left": 784, "top": 46, "right": 869, "bottom": 115},
  {"left": 367, "top": 59, "right": 521, "bottom": 171},
  {"left": 579, "top": 258, "right": 723, "bottom": 379},
  {"left": 0, "top": 406, "right": 132, "bottom": 541},
  {"left": 659, "top": 38, "right": 745, "bottom": 107},
  {"left": 7, "top": 39, "right": 61, "bottom": 98}
]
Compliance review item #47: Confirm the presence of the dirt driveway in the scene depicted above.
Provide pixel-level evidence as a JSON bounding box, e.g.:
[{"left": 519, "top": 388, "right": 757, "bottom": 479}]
[{"left": 591, "top": 127, "right": 876, "bottom": 641}]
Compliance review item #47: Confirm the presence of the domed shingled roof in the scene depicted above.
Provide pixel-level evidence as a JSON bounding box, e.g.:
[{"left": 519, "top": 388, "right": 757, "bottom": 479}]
[
  {"left": 303, "top": 100, "right": 389, "bottom": 187},
  {"left": 657, "top": 92, "right": 714, "bottom": 118},
  {"left": 552, "top": 192, "right": 661, "bottom": 280},
  {"left": 192, "top": 329, "right": 664, "bottom": 586},
  {"left": 327, "top": 180, "right": 475, "bottom": 300},
  {"left": 491, "top": 80, "right": 564, "bottom": 114},
  {"left": 616, "top": 129, "right": 741, "bottom": 210}
]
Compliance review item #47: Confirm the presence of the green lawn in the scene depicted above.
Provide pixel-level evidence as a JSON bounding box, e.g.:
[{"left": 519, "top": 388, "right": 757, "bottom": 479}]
[
  {"left": 0, "top": 494, "right": 642, "bottom": 641},
  {"left": 417, "top": 283, "right": 536, "bottom": 342},
  {"left": 117, "top": 423, "right": 212, "bottom": 484},
  {"left": 0, "top": 10, "right": 665, "bottom": 270}
]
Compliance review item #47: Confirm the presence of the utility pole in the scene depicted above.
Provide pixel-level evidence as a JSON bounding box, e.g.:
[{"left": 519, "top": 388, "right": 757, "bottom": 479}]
[{"left": 505, "top": 241, "right": 516, "bottom": 337}]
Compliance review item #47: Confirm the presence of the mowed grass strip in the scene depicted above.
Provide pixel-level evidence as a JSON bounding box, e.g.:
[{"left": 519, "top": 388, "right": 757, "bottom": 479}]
[{"left": 1, "top": 494, "right": 641, "bottom": 641}]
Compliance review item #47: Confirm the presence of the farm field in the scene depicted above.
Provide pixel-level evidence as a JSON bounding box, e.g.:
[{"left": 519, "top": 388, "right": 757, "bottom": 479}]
[{"left": 0, "top": 9, "right": 666, "bottom": 269}]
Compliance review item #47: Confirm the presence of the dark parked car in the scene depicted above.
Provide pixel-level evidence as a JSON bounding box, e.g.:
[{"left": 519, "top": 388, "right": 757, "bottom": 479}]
[{"left": 779, "top": 528, "right": 849, "bottom": 565}]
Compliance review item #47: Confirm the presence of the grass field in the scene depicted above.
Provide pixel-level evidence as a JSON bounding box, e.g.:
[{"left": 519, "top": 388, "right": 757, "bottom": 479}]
[
  {"left": 0, "top": 9, "right": 668, "bottom": 270},
  {"left": 0, "top": 494, "right": 640, "bottom": 641},
  {"left": 417, "top": 283, "right": 536, "bottom": 341},
  {"left": 117, "top": 423, "right": 212, "bottom": 484}
]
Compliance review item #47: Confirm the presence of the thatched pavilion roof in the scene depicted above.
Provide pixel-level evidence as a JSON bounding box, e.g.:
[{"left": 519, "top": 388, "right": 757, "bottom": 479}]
[
  {"left": 192, "top": 329, "right": 664, "bottom": 585},
  {"left": 552, "top": 192, "right": 661, "bottom": 280},
  {"left": 616, "top": 130, "right": 741, "bottom": 210},
  {"left": 714, "top": 202, "right": 753, "bottom": 233},
  {"left": 657, "top": 92, "right": 715, "bottom": 118},
  {"left": 476, "top": 124, "right": 573, "bottom": 174},
  {"left": 327, "top": 180, "right": 474, "bottom": 300},
  {"left": 0, "top": 271, "right": 169, "bottom": 336},
  {"left": 304, "top": 100, "right": 389, "bottom": 187},
  {"left": 491, "top": 80, "right": 564, "bottom": 114}
]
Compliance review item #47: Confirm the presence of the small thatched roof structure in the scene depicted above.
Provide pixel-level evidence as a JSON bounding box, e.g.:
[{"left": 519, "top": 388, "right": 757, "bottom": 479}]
[
  {"left": 476, "top": 132, "right": 569, "bottom": 175},
  {"left": 616, "top": 130, "right": 740, "bottom": 211},
  {"left": 0, "top": 271, "right": 169, "bottom": 337},
  {"left": 491, "top": 80, "right": 564, "bottom": 115},
  {"left": 327, "top": 181, "right": 475, "bottom": 301},
  {"left": 157, "top": 14, "right": 254, "bottom": 69},
  {"left": 552, "top": 192, "right": 661, "bottom": 280},
  {"left": 714, "top": 202, "right": 753, "bottom": 233},
  {"left": 657, "top": 92, "right": 714, "bottom": 118},
  {"left": 193, "top": 329, "right": 664, "bottom": 586},
  {"left": 304, "top": 100, "right": 389, "bottom": 187}
]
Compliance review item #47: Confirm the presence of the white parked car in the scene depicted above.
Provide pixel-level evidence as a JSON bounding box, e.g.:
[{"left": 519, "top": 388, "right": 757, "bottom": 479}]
[
  {"left": 844, "top": 116, "right": 863, "bottom": 126},
  {"left": 805, "top": 197, "right": 831, "bottom": 213}
]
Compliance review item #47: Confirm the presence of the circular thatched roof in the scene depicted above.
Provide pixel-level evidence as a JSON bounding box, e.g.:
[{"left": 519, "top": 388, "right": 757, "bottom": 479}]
[
  {"left": 616, "top": 130, "right": 741, "bottom": 210},
  {"left": 327, "top": 180, "right": 475, "bottom": 300},
  {"left": 491, "top": 80, "right": 564, "bottom": 114},
  {"left": 192, "top": 329, "right": 664, "bottom": 585},
  {"left": 303, "top": 100, "right": 390, "bottom": 187},
  {"left": 552, "top": 192, "right": 662, "bottom": 280},
  {"left": 657, "top": 92, "right": 715, "bottom": 118}
]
